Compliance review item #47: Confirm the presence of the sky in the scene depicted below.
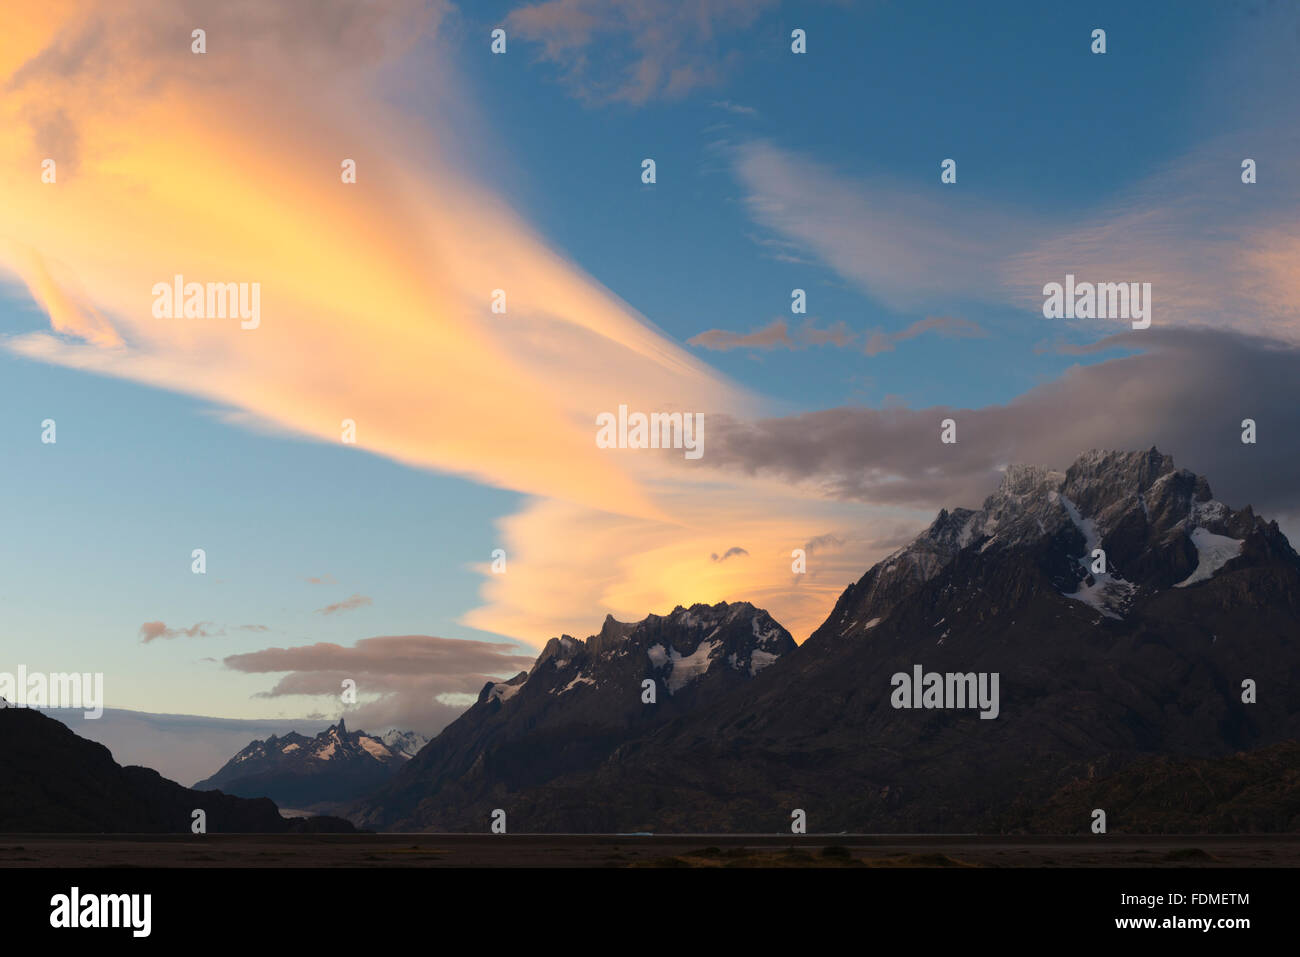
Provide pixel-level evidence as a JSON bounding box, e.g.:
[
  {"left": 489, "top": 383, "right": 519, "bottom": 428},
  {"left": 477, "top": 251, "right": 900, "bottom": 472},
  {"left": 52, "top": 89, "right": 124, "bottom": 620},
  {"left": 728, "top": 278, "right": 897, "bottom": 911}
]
[{"left": 2, "top": 0, "right": 1299, "bottom": 749}]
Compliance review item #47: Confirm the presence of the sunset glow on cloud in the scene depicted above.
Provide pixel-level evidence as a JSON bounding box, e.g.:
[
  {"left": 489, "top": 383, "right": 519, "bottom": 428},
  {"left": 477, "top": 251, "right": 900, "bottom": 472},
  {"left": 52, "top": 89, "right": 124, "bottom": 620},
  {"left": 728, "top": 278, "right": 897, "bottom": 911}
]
[{"left": 0, "top": 0, "right": 895, "bottom": 652}]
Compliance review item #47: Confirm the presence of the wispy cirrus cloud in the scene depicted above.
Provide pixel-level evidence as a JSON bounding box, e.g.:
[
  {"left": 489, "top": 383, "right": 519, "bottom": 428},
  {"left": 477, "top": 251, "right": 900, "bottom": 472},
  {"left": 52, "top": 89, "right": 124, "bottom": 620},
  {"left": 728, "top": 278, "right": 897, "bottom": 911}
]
[
  {"left": 863, "top": 316, "right": 987, "bottom": 356},
  {"left": 711, "top": 99, "right": 758, "bottom": 116},
  {"left": 140, "top": 621, "right": 268, "bottom": 643},
  {"left": 732, "top": 140, "right": 1033, "bottom": 313},
  {"left": 505, "top": 0, "right": 780, "bottom": 104},
  {"left": 461, "top": 488, "right": 930, "bottom": 644},
  {"left": 688, "top": 317, "right": 853, "bottom": 352},
  {"left": 0, "top": 0, "right": 882, "bottom": 659},
  {"left": 732, "top": 133, "right": 1300, "bottom": 342},
  {"left": 315, "top": 594, "right": 373, "bottom": 616},
  {"left": 0, "top": 0, "right": 749, "bottom": 530},
  {"left": 691, "top": 315, "right": 980, "bottom": 356}
]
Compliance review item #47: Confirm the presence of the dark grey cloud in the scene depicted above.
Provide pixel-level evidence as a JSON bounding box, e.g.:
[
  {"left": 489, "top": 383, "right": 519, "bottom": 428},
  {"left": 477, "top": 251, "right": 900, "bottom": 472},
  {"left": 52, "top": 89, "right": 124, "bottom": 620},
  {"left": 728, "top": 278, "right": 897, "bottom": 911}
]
[
  {"left": 802, "top": 533, "right": 844, "bottom": 554},
  {"left": 710, "top": 546, "right": 749, "bottom": 562},
  {"left": 704, "top": 328, "right": 1300, "bottom": 520},
  {"left": 225, "top": 634, "right": 534, "bottom": 679}
]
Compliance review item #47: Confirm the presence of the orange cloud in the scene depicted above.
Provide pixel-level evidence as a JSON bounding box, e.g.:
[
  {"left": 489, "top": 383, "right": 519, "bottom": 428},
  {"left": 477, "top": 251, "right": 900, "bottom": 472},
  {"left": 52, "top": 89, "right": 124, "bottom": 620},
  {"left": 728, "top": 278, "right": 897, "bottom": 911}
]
[
  {"left": 0, "top": 0, "right": 744, "bottom": 524},
  {"left": 462, "top": 487, "right": 930, "bottom": 645},
  {"left": 0, "top": 0, "right": 919, "bottom": 650}
]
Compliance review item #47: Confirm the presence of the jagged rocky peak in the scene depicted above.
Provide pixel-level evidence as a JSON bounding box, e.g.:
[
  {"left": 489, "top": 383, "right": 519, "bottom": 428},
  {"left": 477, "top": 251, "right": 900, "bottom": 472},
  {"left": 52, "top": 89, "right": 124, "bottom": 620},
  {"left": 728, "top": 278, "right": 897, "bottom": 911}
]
[
  {"left": 1054, "top": 448, "right": 1268, "bottom": 546},
  {"left": 907, "top": 447, "right": 1255, "bottom": 558},
  {"left": 536, "top": 634, "right": 584, "bottom": 667},
  {"left": 479, "top": 669, "right": 528, "bottom": 704},
  {"left": 818, "top": 448, "right": 1296, "bottom": 641},
  {"left": 590, "top": 613, "right": 638, "bottom": 656},
  {"left": 998, "top": 462, "right": 1068, "bottom": 498},
  {"left": 193, "top": 719, "right": 429, "bottom": 804},
  {"left": 1060, "top": 448, "right": 1179, "bottom": 529},
  {"left": 480, "top": 601, "right": 796, "bottom": 705},
  {"left": 378, "top": 728, "right": 431, "bottom": 759},
  {"left": 1065, "top": 447, "right": 1174, "bottom": 487}
]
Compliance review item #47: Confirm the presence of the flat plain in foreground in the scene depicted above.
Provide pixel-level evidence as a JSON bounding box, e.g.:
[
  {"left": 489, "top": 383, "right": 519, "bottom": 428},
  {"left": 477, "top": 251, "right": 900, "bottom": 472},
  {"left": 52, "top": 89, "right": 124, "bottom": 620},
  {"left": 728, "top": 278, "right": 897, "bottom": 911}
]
[{"left": 0, "top": 833, "right": 1295, "bottom": 868}]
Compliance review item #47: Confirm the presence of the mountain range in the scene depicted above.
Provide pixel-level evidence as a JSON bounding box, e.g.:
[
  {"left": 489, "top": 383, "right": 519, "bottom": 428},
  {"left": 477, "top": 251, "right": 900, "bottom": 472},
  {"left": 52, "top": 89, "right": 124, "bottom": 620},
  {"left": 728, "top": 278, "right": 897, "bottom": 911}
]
[
  {"left": 194, "top": 720, "right": 428, "bottom": 810},
  {"left": 352, "top": 600, "right": 796, "bottom": 830},
  {"left": 5, "top": 448, "right": 1297, "bottom": 835},
  {"left": 349, "top": 448, "right": 1300, "bottom": 833}
]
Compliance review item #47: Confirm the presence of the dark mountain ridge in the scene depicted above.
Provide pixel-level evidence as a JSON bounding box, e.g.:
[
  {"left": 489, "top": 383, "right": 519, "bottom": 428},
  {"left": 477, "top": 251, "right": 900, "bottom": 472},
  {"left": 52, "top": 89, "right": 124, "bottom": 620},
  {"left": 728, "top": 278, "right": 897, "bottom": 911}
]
[{"left": 0, "top": 704, "right": 355, "bottom": 832}]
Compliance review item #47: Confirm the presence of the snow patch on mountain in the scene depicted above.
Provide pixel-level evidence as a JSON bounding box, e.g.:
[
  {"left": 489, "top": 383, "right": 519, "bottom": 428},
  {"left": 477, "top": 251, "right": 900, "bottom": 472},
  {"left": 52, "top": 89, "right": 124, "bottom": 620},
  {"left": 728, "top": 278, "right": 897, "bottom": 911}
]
[
  {"left": 752, "top": 617, "right": 786, "bottom": 647},
  {"left": 1175, "top": 529, "right": 1245, "bottom": 587},
  {"left": 664, "top": 639, "right": 720, "bottom": 693},
  {"left": 648, "top": 636, "right": 725, "bottom": 693},
  {"left": 485, "top": 674, "right": 527, "bottom": 704},
  {"left": 1068, "top": 575, "right": 1138, "bottom": 620},
  {"left": 1057, "top": 492, "right": 1136, "bottom": 619},
  {"left": 558, "top": 674, "right": 596, "bottom": 694},
  {"left": 1057, "top": 494, "right": 1098, "bottom": 552}
]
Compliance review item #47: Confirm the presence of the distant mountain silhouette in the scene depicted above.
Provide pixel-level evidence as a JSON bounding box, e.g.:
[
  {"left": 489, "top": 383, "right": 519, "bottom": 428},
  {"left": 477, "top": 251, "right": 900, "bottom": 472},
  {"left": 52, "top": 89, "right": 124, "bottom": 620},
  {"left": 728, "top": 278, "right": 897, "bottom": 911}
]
[
  {"left": 0, "top": 705, "right": 355, "bottom": 833},
  {"left": 195, "top": 720, "right": 429, "bottom": 809}
]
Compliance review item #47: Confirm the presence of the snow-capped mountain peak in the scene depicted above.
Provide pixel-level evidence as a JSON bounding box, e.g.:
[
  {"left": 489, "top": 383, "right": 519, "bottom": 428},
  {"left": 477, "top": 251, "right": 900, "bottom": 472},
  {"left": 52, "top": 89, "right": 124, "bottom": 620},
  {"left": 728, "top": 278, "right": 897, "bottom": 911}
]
[
  {"left": 819, "top": 448, "right": 1296, "bottom": 641},
  {"left": 378, "top": 728, "right": 430, "bottom": 758},
  {"left": 478, "top": 601, "right": 796, "bottom": 707},
  {"left": 196, "top": 720, "right": 430, "bottom": 802}
]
